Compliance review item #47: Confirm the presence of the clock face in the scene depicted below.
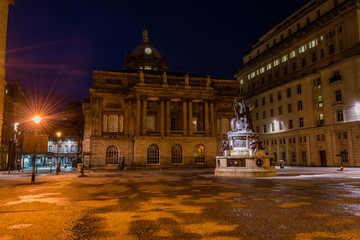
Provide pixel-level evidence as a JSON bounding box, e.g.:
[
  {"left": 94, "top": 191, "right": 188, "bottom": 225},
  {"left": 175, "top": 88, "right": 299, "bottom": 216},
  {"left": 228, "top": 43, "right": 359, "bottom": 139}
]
[{"left": 145, "top": 47, "right": 152, "bottom": 54}]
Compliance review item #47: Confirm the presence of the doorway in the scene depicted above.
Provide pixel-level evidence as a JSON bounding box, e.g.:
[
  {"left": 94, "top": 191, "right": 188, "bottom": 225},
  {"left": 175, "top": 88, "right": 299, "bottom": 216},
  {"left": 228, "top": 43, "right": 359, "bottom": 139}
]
[{"left": 319, "top": 151, "right": 327, "bottom": 167}]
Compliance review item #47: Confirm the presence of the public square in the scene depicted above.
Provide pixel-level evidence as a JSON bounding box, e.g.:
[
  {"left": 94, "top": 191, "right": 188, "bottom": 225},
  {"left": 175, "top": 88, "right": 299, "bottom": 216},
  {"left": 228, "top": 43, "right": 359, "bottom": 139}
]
[{"left": 1, "top": 167, "right": 360, "bottom": 240}]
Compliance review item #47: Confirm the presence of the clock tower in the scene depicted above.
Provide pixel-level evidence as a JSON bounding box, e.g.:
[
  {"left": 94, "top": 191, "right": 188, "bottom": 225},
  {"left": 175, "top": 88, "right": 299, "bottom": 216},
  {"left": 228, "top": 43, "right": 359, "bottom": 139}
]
[{"left": 124, "top": 29, "right": 168, "bottom": 71}]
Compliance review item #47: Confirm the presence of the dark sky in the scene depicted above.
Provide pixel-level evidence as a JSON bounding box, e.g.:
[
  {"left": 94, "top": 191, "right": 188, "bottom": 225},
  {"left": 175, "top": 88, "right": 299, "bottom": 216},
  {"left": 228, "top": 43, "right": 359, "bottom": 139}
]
[{"left": 5, "top": 0, "right": 309, "bottom": 109}]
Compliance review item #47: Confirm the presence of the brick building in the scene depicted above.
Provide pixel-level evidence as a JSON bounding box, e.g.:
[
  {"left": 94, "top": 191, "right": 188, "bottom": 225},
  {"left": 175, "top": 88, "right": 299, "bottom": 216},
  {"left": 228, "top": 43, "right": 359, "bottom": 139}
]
[
  {"left": 82, "top": 30, "right": 239, "bottom": 168},
  {"left": 235, "top": 0, "right": 360, "bottom": 166}
]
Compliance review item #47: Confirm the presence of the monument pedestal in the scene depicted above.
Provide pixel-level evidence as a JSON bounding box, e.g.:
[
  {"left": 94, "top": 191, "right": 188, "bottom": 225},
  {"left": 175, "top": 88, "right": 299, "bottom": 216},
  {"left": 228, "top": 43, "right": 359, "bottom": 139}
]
[{"left": 215, "top": 155, "right": 277, "bottom": 177}]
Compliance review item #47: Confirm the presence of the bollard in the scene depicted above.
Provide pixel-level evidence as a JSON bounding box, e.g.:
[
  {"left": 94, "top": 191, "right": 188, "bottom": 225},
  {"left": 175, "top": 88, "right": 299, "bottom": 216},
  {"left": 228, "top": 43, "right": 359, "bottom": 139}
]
[{"left": 78, "top": 164, "right": 87, "bottom": 177}]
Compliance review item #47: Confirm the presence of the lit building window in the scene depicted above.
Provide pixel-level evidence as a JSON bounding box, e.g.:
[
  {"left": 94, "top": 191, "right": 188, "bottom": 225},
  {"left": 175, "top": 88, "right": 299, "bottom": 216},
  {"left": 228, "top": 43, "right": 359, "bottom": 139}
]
[
  {"left": 290, "top": 50, "right": 296, "bottom": 58},
  {"left": 273, "top": 59, "right": 280, "bottom": 66},
  {"left": 260, "top": 67, "right": 265, "bottom": 74},
  {"left": 266, "top": 63, "right": 272, "bottom": 70},
  {"left": 171, "top": 144, "right": 183, "bottom": 164},
  {"left": 240, "top": 79, "right": 244, "bottom": 85},
  {"left": 299, "top": 44, "right": 307, "bottom": 53},
  {"left": 308, "top": 39, "right": 318, "bottom": 49},
  {"left": 147, "top": 144, "right": 160, "bottom": 164},
  {"left": 279, "top": 121, "right": 284, "bottom": 130},
  {"left": 318, "top": 113, "right": 324, "bottom": 125},
  {"left": 281, "top": 55, "right": 288, "bottom": 63},
  {"left": 318, "top": 96, "right": 323, "bottom": 107},
  {"left": 194, "top": 145, "right": 205, "bottom": 163},
  {"left": 49, "top": 146, "right": 53, "bottom": 152}
]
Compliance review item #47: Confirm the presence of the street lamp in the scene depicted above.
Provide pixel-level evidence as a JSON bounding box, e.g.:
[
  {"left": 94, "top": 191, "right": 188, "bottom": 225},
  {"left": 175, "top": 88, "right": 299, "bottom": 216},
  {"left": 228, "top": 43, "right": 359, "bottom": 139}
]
[
  {"left": 56, "top": 131, "right": 61, "bottom": 174},
  {"left": 31, "top": 115, "right": 41, "bottom": 183}
]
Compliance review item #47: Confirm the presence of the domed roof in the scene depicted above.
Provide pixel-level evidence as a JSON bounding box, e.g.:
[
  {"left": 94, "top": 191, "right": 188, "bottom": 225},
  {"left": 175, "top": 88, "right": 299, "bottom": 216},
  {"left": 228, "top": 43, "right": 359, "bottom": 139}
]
[{"left": 124, "top": 30, "right": 168, "bottom": 71}]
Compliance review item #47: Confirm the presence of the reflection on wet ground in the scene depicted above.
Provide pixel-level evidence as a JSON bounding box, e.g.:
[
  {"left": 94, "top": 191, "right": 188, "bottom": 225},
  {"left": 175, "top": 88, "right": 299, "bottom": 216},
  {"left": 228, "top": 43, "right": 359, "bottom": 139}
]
[{"left": 0, "top": 168, "right": 359, "bottom": 239}]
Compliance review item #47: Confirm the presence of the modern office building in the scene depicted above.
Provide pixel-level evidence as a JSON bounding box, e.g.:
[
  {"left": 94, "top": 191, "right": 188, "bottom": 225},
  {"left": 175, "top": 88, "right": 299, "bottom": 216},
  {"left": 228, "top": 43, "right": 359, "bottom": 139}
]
[
  {"left": 235, "top": 0, "right": 360, "bottom": 167},
  {"left": 82, "top": 30, "right": 239, "bottom": 168}
]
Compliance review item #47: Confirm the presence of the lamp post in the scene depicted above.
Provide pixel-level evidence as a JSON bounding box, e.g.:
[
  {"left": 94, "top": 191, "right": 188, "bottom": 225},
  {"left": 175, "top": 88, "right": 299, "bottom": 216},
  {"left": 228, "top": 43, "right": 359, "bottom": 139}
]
[
  {"left": 31, "top": 115, "right": 41, "bottom": 183},
  {"left": 56, "top": 132, "right": 61, "bottom": 175}
]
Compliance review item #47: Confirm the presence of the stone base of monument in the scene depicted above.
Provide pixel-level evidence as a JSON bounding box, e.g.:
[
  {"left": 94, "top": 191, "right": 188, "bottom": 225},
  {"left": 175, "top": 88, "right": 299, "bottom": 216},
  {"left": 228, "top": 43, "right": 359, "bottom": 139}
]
[{"left": 215, "top": 155, "right": 277, "bottom": 177}]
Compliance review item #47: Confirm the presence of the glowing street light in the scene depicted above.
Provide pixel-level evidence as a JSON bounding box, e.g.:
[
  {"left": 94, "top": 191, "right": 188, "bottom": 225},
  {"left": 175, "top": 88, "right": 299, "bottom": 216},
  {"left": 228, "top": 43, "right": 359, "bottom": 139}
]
[{"left": 31, "top": 115, "right": 41, "bottom": 183}]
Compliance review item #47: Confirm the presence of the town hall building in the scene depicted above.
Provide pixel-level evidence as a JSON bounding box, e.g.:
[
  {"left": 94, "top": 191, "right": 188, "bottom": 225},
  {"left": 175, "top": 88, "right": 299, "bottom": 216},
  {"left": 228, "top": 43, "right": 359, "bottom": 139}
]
[{"left": 82, "top": 30, "right": 239, "bottom": 168}]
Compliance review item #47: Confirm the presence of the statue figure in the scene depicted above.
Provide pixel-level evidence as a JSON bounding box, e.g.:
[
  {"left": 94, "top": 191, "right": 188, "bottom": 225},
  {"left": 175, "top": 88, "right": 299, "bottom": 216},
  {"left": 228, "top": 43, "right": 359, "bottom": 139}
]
[
  {"left": 249, "top": 139, "right": 258, "bottom": 156},
  {"left": 139, "top": 70, "right": 145, "bottom": 83},
  {"left": 206, "top": 75, "right": 211, "bottom": 87},
  {"left": 230, "top": 98, "right": 254, "bottom": 132},
  {"left": 162, "top": 72, "right": 168, "bottom": 85},
  {"left": 221, "top": 140, "right": 230, "bottom": 155},
  {"left": 184, "top": 73, "right": 189, "bottom": 86}
]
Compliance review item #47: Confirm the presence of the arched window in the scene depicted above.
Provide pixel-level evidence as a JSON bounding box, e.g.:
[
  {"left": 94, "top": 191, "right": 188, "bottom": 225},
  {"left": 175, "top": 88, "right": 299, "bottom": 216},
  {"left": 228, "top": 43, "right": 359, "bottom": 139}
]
[
  {"left": 106, "top": 145, "right": 119, "bottom": 165},
  {"left": 171, "top": 144, "right": 182, "bottom": 164},
  {"left": 194, "top": 144, "right": 205, "bottom": 163},
  {"left": 147, "top": 144, "right": 159, "bottom": 164}
]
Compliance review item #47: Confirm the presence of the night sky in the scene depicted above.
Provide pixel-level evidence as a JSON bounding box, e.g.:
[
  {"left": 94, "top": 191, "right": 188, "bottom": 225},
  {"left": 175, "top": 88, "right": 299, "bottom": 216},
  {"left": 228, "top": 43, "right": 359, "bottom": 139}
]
[{"left": 5, "top": 0, "right": 309, "bottom": 111}]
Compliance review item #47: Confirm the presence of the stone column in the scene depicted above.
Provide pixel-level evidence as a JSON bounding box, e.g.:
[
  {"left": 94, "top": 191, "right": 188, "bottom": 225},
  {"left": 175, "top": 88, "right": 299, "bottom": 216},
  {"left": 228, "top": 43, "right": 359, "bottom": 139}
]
[
  {"left": 204, "top": 101, "right": 209, "bottom": 136},
  {"left": 136, "top": 99, "right": 141, "bottom": 135},
  {"left": 142, "top": 99, "right": 147, "bottom": 135},
  {"left": 183, "top": 101, "right": 187, "bottom": 134},
  {"left": 124, "top": 101, "right": 128, "bottom": 135},
  {"left": 160, "top": 100, "right": 165, "bottom": 137},
  {"left": 210, "top": 102, "right": 215, "bottom": 137},
  {"left": 188, "top": 101, "right": 193, "bottom": 135},
  {"left": 216, "top": 118, "right": 221, "bottom": 137},
  {"left": 166, "top": 100, "right": 171, "bottom": 136}
]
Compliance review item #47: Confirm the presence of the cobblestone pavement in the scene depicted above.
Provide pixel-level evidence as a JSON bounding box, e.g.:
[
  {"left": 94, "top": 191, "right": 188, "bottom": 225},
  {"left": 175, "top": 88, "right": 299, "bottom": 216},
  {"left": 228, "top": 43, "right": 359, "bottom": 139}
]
[{"left": 0, "top": 167, "right": 360, "bottom": 239}]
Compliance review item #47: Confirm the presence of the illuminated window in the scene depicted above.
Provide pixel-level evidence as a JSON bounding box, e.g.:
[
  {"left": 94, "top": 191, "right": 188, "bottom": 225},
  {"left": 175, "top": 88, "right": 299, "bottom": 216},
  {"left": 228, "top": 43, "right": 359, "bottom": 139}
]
[
  {"left": 260, "top": 67, "right": 265, "bottom": 74},
  {"left": 64, "top": 146, "right": 68, "bottom": 153},
  {"left": 318, "top": 96, "right": 323, "bottom": 107},
  {"left": 266, "top": 63, "right": 272, "bottom": 70},
  {"left": 308, "top": 39, "right": 318, "bottom": 49},
  {"left": 319, "top": 113, "right": 324, "bottom": 124},
  {"left": 299, "top": 44, "right": 307, "bottom": 53},
  {"left": 171, "top": 144, "right": 182, "bottom": 164},
  {"left": 192, "top": 118, "right": 198, "bottom": 131},
  {"left": 147, "top": 144, "right": 160, "bottom": 164},
  {"left": 279, "top": 121, "right": 284, "bottom": 130},
  {"left": 49, "top": 146, "right": 53, "bottom": 152},
  {"left": 106, "top": 145, "right": 119, "bottom": 165},
  {"left": 194, "top": 145, "right": 205, "bottom": 163},
  {"left": 290, "top": 50, "right": 296, "bottom": 58},
  {"left": 314, "top": 78, "right": 321, "bottom": 89},
  {"left": 281, "top": 55, "right": 288, "bottom": 63},
  {"left": 248, "top": 74, "right": 251, "bottom": 80},
  {"left": 240, "top": 79, "right": 244, "bottom": 85},
  {"left": 144, "top": 66, "right": 152, "bottom": 70},
  {"left": 273, "top": 59, "right": 280, "bottom": 66},
  {"left": 320, "top": 35, "right": 324, "bottom": 42},
  {"left": 71, "top": 146, "right": 74, "bottom": 153},
  {"left": 251, "top": 72, "right": 256, "bottom": 78}
]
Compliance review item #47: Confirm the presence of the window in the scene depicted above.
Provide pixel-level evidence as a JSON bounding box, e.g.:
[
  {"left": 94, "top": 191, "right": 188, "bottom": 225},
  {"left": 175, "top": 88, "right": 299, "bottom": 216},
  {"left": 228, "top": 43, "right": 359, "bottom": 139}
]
[
  {"left": 266, "top": 63, "right": 272, "bottom": 70},
  {"left": 262, "top": 97, "right": 266, "bottom": 105},
  {"left": 274, "top": 59, "right": 280, "bottom": 66},
  {"left": 336, "top": 90, "right": 342, "bottom": 102},
  {"left": 302, "top": 151, "right": 307, "bottom": 163},
  {"left": 304, "top": 136, "right": 307, "bottom": 142},
  {"left": 64, "top": 146, "right": 68, "bottom": 153},
  {"left": 271, "top": 122, "right": 275, "bottom": 132},
  {"left": 256, "top": 126, "right": 260, "bottom": 133},
  {"left": 71, "top": 146, "right": 74, "bottom": 153},
  {"left": 289, "top": 120, "right": 293, "bottom": 129},
  {"left": 293, "top": 62, "right": 297, "bottom": 71},
  {"left": 279, "top": 121, "right": 284, "bottom": 130},
  {"left": 297, "top": 84, "right": 301, "bottom": 94},
  {"left": 337, "top": 110, "right": 344, "bottom": 122},
  {"left": 147, "top": 144, "right": 160, "bottom": 164},
  {"left": 319, "top": 113, "right": 324, "bottom": 124},
  {"left": 278, "top": 106, "right": 283, "bottom": 115},
  {"left": 194, "top": 144, "right": 205, "bottom": 163},
  {"left": 106, "top": 145, "right": 119, "bottom": 165},
  {"left": 49, "top": 146, "right": 53, "bottom": 152},
  {"left": 315, "top": 78, "right": 321, "bottom": 89},
  {"left": 329, "top": 44, "right": 335, "bottom": 55},
  {"left": 341, "top": 150, "right": 348, "bottom": 163},
  {"left": 270, "top": 109, "right": 274, "bottom": 117},
  {"left": 344, "top": 132, "right": 348, "bottom": 139},
  {"left": 306, "top": 17, "right": 310, "bottom": 25},
  {"left": 263, "top": 125, "right": 267, "bottom": 133},
  {"left": 299, "top": 117, "right": 304, "bottom": 127},
  {"left": 337, "top": 132, "right": 342, "bottom": 139},
  {"left": 171, "top": 144, "right": 183, "bottom": 164},
  {"left": 299, "top": 44, "right": 307, "bottom": 53},
  {"left": 298, "top": 100, "right": 303, "bottom": 111},
  {"left": 287, "top": 88, "right": 291, "bottom": 97},
  {"left": 263, "top": 111, "right": 266, "bottom": 119},
  {"left": 318, "top": 96, "right": 323, "bottom": 107},
  {"left": 282, "top": 152, "right": 286, "bottom": 162},
  {"left": 302, "top": 58, "right": 306, "bottom": 67},
  {"left": 256, "top": 113, "right": 259, "bottom": 120},
  {"left": 268, "top": 74, "right": 272, "bottom": 82},
  {"left": 255, "top": 100, "right": 258, "bottom": 107},
  {"left": 312, "top": 53, "right": 317, "bottom": 63},
  {"left": 269, "top": 94, "right": 273, "bottom": 103},
  {"left": 321, "top": 49, "right": 324, "bottom": 58},
  {"left": 281, "top": 55, "right": 288, "bottom": 63},
  {"left": 147, "top": 116, "right": 155, "bottom": 131},
  {"left": 292, "top": 152, "right": 296, "bottom": 162},
  {"left": 108, "top": 115, "right": 119, "bottom": 132},
  {"left": 58, "top": 146, "right": 61, "bottom": 153},
  {"left": 288, "top": 104, "right": 292, "bottom": 113},
  {"left": 278, "top": 91, "right": 282, "bottom": 100},
  {"left": 329, "top": 71, "right": 341, "bottom": 83},
  {"left": 290, "top": 50, "right": 296, "bottom": 58},
  {"left": 171, "top": 117, "right": 176, "bottom": 131}
]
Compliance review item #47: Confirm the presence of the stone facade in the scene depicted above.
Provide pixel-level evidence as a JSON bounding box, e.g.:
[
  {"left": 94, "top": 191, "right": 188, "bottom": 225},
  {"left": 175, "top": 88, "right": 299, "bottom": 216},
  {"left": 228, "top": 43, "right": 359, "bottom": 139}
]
[
  {"left": 0, "top": 0, "right": 14, "bottom": 154},
  {"left": 235, "top": 0, "right": 360, "bottom": 167},
  {"left": 83, "top": 30, "right": 239, "bottom": 168}
]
